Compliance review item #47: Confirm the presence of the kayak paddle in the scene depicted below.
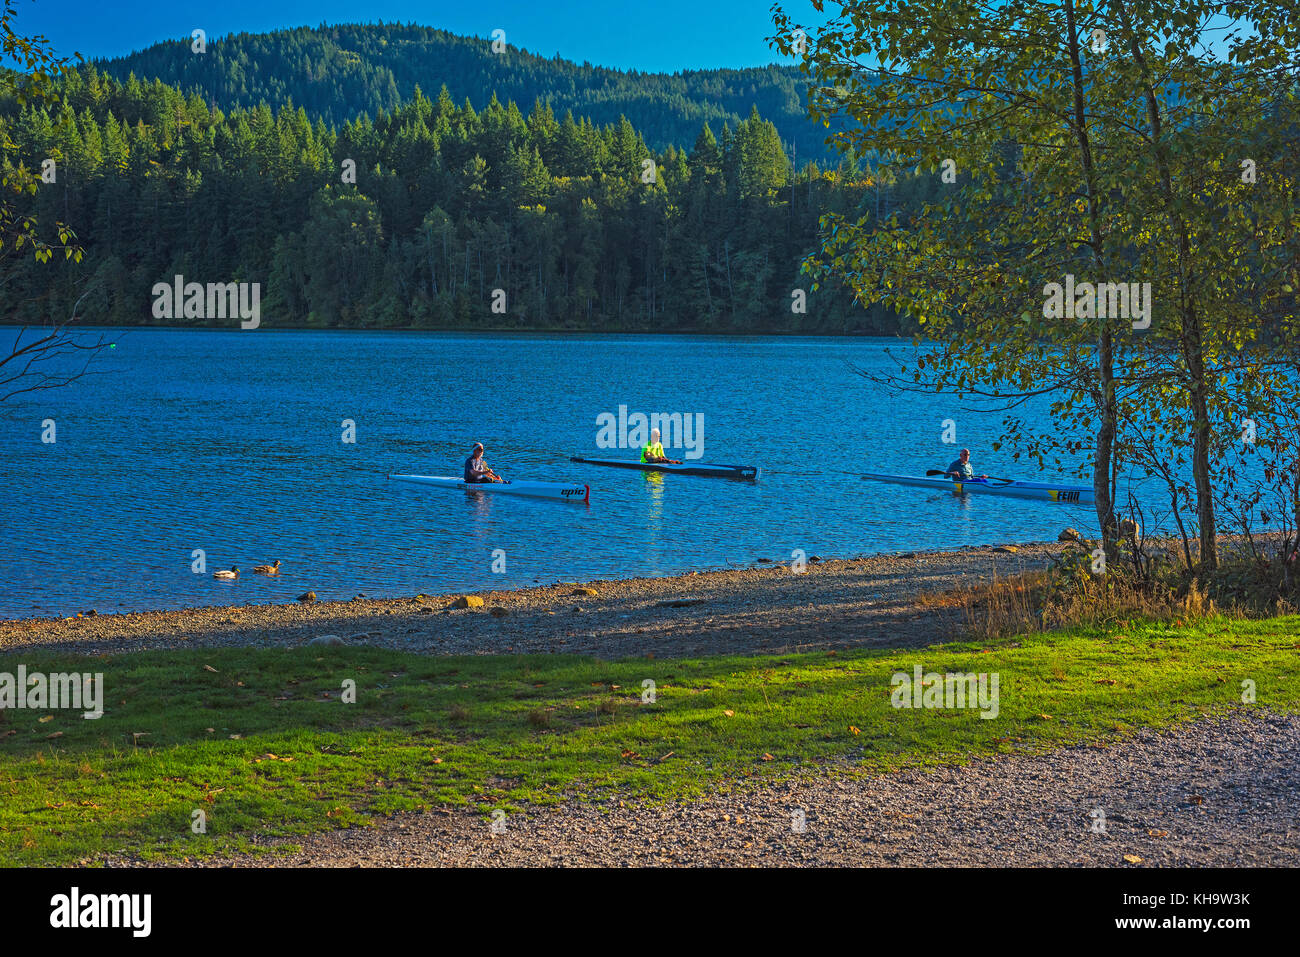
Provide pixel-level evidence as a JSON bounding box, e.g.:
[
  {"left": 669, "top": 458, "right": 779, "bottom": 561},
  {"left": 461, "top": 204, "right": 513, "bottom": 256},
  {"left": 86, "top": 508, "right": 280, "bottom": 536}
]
[{"left": 925, "top": 468, "right": 1013, "bottom": 486}]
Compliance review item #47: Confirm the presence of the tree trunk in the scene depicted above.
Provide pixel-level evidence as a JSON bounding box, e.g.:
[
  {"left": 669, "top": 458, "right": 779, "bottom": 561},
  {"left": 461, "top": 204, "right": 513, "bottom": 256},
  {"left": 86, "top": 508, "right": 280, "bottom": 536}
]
[
  {"left": 1114, "top": 0, "right": 1218, "bottom": 570},
  {"left": 1064, "top": 0, "right": 1119, "bottom": 554},
  {"left": 1094, "top": 327, "right": 1119, "bottom": 549},
  {"left": 1187, "top": 344, "right": 1218, "bottom": 570}
]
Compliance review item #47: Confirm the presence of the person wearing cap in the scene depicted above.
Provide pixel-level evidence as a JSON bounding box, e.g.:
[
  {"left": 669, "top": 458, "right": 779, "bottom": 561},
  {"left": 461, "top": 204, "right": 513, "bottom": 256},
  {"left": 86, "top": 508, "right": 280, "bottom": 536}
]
[
  {"left": 945, "top": 448, "right": 987, "bottom": 481},
  {"left": 464, "top": 443, "right": 503, "bottom": 483},
  {"left": 641, "top": 428, "right": 682, "bottom": 465}
]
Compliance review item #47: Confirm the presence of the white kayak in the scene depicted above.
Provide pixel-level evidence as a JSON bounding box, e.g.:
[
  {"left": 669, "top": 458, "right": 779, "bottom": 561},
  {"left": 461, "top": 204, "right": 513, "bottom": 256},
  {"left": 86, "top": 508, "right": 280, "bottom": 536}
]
[
  {"left": 389, "top": 474, "right": 590, "bottom": 503},
  {"left": 861, "top": 472, "right": 1094, "bottom": 504}
]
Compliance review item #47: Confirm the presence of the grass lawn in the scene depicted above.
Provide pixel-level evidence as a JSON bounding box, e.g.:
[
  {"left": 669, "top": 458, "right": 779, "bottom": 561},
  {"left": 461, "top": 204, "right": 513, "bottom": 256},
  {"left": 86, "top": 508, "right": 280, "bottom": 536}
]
[{"left": 1, "top": 615, "right": 1297, "bottom": 865}]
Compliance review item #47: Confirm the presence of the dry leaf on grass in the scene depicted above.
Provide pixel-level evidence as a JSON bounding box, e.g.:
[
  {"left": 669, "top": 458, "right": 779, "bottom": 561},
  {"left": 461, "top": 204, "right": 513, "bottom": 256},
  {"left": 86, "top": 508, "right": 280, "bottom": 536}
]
[{"left": 254, "top": 753, "right": 294, "bottom": 764}]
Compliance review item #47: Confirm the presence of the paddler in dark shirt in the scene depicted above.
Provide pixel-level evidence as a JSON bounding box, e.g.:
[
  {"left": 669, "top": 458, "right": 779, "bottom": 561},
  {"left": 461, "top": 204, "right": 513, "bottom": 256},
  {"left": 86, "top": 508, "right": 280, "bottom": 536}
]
[
  {"left": 464, "top": 443, "right": 503, "bottom": 483},
  {"left": 945, "top": 448, "right": 987, "bottom": 481}
]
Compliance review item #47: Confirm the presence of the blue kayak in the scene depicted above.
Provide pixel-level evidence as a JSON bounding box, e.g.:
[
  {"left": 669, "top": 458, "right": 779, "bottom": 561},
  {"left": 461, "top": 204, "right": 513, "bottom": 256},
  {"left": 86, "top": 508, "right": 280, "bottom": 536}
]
[{"left": 861, "top": 471, "right": 1093, "bottom": 504}]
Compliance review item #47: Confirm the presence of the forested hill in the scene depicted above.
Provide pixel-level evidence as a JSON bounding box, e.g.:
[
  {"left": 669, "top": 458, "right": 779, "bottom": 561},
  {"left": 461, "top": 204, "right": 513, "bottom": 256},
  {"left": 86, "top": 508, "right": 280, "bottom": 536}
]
[
  {"left": 1, "top": 62, "right": 929, "bottom": 333},
  {"left": 93, "top": 22, "right": 832, "bottom": 160}
]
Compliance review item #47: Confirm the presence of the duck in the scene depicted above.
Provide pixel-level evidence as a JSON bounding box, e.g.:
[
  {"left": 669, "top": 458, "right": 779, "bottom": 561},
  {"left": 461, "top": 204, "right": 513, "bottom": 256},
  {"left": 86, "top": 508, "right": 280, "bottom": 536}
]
[
  {"left": 252, "top": 560, "right": 281, "bottom": 575},
  {"left": 213, "top": 567, "right": 239, "bottom": 580}
]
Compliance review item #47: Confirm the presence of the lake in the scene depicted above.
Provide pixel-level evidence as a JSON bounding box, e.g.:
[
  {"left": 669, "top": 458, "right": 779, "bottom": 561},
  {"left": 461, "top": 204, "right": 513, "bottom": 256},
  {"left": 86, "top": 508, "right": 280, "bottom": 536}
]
[{"left": 2, "top": 328, "right": 1128, "bottom": 619}]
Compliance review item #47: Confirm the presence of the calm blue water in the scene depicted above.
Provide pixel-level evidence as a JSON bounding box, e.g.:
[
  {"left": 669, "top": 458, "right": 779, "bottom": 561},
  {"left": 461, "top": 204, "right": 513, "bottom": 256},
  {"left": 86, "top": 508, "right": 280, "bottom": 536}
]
[{"left": 2, "top": 328, "right": 1125, "bottom": 620}]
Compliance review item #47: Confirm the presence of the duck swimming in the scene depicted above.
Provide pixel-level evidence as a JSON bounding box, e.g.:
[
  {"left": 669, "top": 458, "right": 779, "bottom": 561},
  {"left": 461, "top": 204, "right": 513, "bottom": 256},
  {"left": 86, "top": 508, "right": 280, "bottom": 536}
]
[
  {"left": 213, "top": 567, "right": 239, "bottom": 579},
  {"left": 252, "top": 560, "right": 281, "bottom": 575}
]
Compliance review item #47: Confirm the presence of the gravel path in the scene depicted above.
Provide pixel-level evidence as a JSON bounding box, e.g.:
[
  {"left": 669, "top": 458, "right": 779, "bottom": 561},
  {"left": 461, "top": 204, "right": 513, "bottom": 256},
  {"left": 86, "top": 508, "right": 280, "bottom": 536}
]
[
  {"left": 1, "top": 543, "right": 1058, "bottom": 658},
  {"left": 104, "top": 711, "right": 1297, "bottom": 867}
]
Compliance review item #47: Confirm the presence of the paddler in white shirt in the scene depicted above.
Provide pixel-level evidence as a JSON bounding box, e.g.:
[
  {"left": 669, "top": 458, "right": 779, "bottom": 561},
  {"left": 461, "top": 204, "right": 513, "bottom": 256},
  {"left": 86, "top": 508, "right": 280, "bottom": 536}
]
[{"left": 464, "top": 442, "right": 504, "bottom": 483}]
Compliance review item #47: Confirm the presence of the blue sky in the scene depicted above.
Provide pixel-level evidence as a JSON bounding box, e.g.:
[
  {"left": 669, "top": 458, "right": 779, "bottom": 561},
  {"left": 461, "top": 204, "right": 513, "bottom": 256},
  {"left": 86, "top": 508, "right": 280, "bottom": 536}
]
[{"left": 11, "top": 0, "right": 826, "bottom": 72}]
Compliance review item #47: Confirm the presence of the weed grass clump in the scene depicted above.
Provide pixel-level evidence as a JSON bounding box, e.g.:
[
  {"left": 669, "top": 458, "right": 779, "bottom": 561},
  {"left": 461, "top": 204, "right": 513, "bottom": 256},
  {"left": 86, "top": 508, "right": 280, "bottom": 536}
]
[{"left": 929, "top": 540, "right": 1290, "bottom": 639}]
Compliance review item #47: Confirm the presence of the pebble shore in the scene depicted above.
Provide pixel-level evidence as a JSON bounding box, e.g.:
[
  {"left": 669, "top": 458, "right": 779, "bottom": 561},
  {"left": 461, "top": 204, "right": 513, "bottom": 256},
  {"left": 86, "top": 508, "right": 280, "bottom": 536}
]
[{"left": 1, "top": 543, "right": 1060, "bottom": 658}]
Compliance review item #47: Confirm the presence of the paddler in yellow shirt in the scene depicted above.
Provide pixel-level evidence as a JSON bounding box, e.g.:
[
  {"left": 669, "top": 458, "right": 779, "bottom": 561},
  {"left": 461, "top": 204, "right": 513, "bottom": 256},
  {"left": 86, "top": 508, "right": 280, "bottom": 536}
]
[{"left": 641, "top": 428, "right": 682, "bottom": 465}]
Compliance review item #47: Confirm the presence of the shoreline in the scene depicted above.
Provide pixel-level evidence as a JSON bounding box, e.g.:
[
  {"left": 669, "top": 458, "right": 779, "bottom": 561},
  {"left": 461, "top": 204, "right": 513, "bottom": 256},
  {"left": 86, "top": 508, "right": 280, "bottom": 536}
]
[
  {"left": 0, "top": 541, "right": 1063, "bottom": 659},
  {"left": 2, "top": 321, "right": 906, "bottom": 339},
  {"left": 3, "top": 537, "right": 1060, "bottom": 626}
]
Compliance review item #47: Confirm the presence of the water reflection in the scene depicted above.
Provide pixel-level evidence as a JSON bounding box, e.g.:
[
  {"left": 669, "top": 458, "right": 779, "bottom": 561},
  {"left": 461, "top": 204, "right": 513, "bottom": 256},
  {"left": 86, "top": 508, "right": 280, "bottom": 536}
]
[
  {"left": 463, "top": 487, "right": 497, "bottom": 523},
  {"left": 643, "top": 471, "right": 665, "bottom": 528}
]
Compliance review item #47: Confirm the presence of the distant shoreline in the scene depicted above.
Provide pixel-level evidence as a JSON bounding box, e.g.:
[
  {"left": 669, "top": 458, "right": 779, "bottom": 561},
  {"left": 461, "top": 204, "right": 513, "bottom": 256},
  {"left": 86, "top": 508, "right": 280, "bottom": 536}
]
[{"left": 0, "top": 320, "right": 903, "bottom": 338}]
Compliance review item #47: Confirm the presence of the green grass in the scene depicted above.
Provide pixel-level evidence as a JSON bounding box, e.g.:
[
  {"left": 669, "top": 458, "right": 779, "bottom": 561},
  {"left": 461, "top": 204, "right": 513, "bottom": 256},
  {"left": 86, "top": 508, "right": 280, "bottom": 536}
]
[{"left": 2, "top": 615, "right": 1297, "bottom": 865}]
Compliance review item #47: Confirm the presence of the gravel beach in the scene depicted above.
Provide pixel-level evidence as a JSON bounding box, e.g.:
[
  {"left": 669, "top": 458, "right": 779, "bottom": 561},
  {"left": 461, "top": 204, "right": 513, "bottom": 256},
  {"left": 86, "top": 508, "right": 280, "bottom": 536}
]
[{"left": 1, "top": 543, "right": 1060, "bottom": 658}]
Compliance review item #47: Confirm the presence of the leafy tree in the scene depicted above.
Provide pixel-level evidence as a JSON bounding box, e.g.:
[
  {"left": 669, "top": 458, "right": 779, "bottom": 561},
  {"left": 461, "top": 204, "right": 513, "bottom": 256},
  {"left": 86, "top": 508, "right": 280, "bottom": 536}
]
[
  {"left": 779, "top": 0, "right": 1299, "bottom": 565},
  {"left": 1, "top": 0, "right": 111, "bottom": 404}
]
